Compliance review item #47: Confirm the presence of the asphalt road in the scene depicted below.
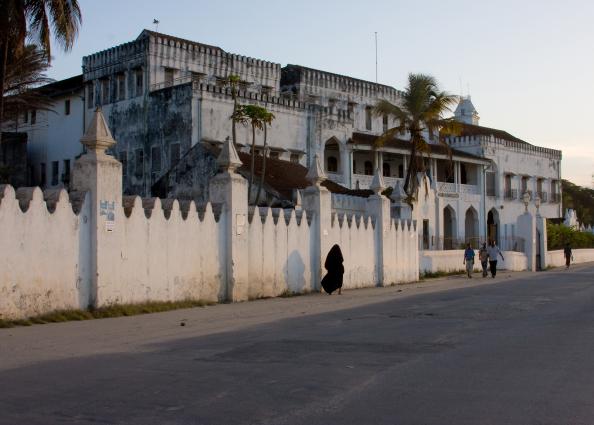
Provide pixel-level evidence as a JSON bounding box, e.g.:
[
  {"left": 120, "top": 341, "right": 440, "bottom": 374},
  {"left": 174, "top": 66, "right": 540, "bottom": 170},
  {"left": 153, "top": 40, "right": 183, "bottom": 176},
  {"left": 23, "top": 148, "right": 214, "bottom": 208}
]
[{"left": 1, "top": 264, "right": 594, "bottom": 425}]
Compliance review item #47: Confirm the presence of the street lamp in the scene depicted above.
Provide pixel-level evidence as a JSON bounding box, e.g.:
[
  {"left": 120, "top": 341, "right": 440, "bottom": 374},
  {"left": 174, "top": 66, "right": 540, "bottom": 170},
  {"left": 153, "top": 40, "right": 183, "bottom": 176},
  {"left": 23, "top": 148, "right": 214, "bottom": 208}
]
[
  {"left": 522, "top": 191, "right": 531, "bottom": 213},
  {"left": 534, "top": 194, "right": 541, "bottom": 216}
]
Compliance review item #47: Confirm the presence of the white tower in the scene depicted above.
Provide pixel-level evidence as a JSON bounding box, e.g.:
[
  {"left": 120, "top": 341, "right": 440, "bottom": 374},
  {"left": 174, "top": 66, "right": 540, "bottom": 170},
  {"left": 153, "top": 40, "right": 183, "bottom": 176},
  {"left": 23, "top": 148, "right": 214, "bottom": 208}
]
[{"left": 454, "top": 96, "right": 480, "bottom": 125}]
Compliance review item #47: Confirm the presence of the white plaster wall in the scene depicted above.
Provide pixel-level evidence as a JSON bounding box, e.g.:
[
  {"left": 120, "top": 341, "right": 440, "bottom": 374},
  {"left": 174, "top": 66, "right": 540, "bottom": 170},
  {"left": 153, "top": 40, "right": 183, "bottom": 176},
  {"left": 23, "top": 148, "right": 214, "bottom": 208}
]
[
  {"left": 247, "top": 208, "right": 312, "bottom": 298},
  {"left": 328, "top": 214, "right": 376, "bottom": 289},
  {"left": 113, "top": 198, "right": 225, "bottom": 304},
  {"left": 420, "top": 249, "right": 528, "bottom": 273},
  {"left": 0, "top": 185, "right": 91, "bottom": 320},
  {"left": 547, "top": 249, "right": 594, "bottom": 267}
]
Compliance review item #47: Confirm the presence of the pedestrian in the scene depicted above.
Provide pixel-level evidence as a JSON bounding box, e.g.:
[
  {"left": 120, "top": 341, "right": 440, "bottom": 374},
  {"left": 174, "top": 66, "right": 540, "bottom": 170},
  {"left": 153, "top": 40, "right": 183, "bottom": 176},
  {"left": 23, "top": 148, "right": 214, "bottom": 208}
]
[
  {"left": 321, "top": 244, "right": 344, "bottom": 295},
  {"left": 564, "top": 242, "right": 573, "bottom": 269},
  {"left": 479, "top": 242, "right": 489, "bottom": 277},
  {"left": 487, "top": 240, "right": 505, "bottom": 278},
  {"left": 463, "top": 243, "right": 475, "bottom": 278}
]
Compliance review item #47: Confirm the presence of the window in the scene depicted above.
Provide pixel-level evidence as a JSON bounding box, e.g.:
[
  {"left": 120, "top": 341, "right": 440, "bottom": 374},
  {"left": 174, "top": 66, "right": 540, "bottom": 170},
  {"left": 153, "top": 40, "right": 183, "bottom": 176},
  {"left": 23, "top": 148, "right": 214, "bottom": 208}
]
[
  {"left": 135, "top": 69, "right": 143, "bottom": 97},
  {"left": 269, "top": 151, "right": 279, "bottom": 160},
  {"left": 51, "top": 161, "right": 59, "bottom": 186},
  {"left": 164, "top": 67, "right": 175, "bottom": 85},
  {"left": 398, "top": 164, "right": 404, "bottom": 178},
  {"left": 290, "top": 153, "right": 299, "bottom": 164},
  {"left": 365, "top": 107, "right": 372, "bottom": 130},
  {"left": 353, "top": 159, "right": 357, "bottom": 174},
  {"left": 117, "top": 73, "right": 126, "bottom": 101},
  {"left": 382, "top": 114, "right": 388, "bottom": 133},
  {"left": 521, "top": 176, "right": 528, "bottom": 194},
  {"left": 364, "top": 160, "right": 373, "bottom": 176},
  {"left": 87, "top": 83, "right": 94, "bottom": 108},
  {"left": 383, "top": 162, "right": 391, "bottom": 177},
  {"left": 170, "top": 143, "right": 180, "bottom": 166},
  {"left": 64, "top": 99, "right": 71, "bottom": 115},
  {"left": 40, "top": 163, "right": 46, "bottom": 187},
  {"left": 62, "top": 159, "right": 70, "bottom": 184},
  {"left": 151, "top": 146, "right": 161, "bottom": 173},
  {"left": 101, "top": 79, "right": 110, "bottom": 105},
  {"left": 23, "top": 110, "right": 28, "bottom": 123},
  {"left": 135, "top": 149, "right": 144, "bottom": 177},
  {"left": 327, "top": 156, "right": 338, "bottom": 172},
  {"left": 30, "top": 109, "right": 36, "bottom": 125},
  {"left": 487, "top": 172, "right": 496, "bottom": 196},
  {"left": 120, "top": 151, "right": 128, "bottom": 178}
]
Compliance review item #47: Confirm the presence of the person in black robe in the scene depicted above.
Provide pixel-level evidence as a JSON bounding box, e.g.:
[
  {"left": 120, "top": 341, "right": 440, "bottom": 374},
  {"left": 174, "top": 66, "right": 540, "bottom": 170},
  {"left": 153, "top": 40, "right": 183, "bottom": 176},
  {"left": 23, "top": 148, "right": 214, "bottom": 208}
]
[{"left": 321, "top": 244, "right": 344, "bottom": 295}]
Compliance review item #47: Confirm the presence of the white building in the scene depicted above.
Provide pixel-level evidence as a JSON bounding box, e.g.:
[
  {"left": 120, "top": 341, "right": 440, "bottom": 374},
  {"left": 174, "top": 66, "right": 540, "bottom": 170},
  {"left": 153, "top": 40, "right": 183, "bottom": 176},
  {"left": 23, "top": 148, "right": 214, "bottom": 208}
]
[{"left": 3, "top": 30, "right": 562, "bottom": 251}]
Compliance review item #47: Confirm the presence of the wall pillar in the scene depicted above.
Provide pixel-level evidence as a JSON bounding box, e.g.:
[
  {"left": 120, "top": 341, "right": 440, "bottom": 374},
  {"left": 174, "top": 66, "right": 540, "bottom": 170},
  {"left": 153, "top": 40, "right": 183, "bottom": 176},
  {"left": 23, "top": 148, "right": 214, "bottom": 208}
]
[
  {"left": 517, "top": 211, "right": 536, "bottom": 271},
  {"left": 302, "top": 154, "right": 331, "bottom": 291},
  {"left": 71, "top": 107, "right": 122, "bottom": 308},
  {"left": 208, "top": 137, "right": 249, "bottom": 302},
  {"left": 367, "top": 168, "right": 390, "bottom": 286}
]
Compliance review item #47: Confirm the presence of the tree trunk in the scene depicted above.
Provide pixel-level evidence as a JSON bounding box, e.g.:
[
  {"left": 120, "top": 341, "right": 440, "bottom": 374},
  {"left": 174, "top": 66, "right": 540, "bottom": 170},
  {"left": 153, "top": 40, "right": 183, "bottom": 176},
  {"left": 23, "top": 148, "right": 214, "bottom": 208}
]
[
  {"left": 403, "top": 139, "right": 417, "bottom": 196},
  {"left": 255, "top": 124, "right": 267, "bottom": 205},
  {"left": 248, "top": 124, "right": 256, "bottom": 204},
  {"left": 0, "top": 39, "right": 8, "bottom": 144}
]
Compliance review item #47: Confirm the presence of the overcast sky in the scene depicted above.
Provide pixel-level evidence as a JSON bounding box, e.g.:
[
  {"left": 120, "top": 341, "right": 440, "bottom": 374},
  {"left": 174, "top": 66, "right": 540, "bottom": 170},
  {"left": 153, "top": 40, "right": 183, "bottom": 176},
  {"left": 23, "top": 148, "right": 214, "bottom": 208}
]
[{"left": 47, "top": 0, "right": 594, "bottom": 187}]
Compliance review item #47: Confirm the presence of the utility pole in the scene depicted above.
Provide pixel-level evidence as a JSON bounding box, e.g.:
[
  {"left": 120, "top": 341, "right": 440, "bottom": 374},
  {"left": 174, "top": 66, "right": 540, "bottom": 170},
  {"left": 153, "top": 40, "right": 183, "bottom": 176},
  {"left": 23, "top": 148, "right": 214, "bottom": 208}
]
[{"left": 374, "top": 32, "right": 378, "bottom": 83}]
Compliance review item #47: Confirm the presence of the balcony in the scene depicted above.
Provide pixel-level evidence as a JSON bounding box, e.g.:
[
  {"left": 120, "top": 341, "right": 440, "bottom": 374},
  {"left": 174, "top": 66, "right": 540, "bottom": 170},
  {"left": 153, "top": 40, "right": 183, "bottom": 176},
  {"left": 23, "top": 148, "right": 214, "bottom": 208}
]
[
  {"left": 550, "top": 193, "right": 561, "bottom": 203},
  {"left": 504, "top": 189, "right": 518, "bottom": 200},
  {"left": 537, "top": 191, "right": 548, "bottom": 202}
]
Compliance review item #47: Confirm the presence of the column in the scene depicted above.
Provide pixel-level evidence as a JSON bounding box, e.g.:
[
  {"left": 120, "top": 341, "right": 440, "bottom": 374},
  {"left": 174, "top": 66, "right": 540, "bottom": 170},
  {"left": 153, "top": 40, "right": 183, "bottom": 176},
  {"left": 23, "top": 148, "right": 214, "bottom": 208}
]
[
  {"left": 302, "top": 154, "right": 332, "bottom": 291},
  {"left": 71, "top": 107, "right": 123, "bottom": 308},
  {"left": 208, "top": 137, "right": 249, "bottom": 301}
]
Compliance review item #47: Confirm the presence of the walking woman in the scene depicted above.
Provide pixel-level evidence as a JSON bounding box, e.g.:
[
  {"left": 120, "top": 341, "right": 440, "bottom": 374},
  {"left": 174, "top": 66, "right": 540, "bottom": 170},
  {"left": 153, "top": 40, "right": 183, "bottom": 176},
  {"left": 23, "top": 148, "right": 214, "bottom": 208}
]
[
  {"left": 487, "top": 240, "right": 505, "bottom": 278},
  {"left": 321, "top": 244, "right": 345, "bottom": 295}
]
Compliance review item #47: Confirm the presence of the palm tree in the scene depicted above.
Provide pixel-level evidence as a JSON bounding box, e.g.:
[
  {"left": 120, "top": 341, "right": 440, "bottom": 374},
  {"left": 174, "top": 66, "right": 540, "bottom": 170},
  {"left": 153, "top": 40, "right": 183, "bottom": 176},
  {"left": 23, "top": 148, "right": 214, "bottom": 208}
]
[
  {"left": 226, "top": 74, "right": 241, "bottom": 145},
  {"left": 232, "top": 104, "right": 266, "bottom": 203},
  {"left": 254, "top": 108, "right": 275, "bottom": 205},
  {"left": 374, "top": 73, "right": 458, "bottom": 201},
  {"left": 2, "top": 44, "right": 53, "bottom": 130},
  {"left": 0, "top": 0, "right": 82, "bottom": 138}
]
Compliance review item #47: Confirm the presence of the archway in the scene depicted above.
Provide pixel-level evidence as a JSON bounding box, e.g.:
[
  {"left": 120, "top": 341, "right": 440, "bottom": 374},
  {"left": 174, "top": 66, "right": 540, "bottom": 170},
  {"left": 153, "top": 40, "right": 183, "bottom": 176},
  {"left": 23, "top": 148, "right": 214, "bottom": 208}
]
[
  {"left": 465, "top": 206, "right": 479, "bottom": 248},
  {"left": 324, "top": 137, "right": 340, "bottom": 173},
  {"left": 443, "top": 205, "right": 457, "bottom": 250},
  {"left": 487, "top": 208, "right": 500, "bottom": 245}
]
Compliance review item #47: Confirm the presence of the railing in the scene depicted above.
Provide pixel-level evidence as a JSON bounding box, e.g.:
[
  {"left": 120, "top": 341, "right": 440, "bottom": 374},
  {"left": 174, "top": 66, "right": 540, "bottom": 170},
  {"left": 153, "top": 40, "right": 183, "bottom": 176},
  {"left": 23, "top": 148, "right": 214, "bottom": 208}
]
[
  {"left": 437, "top": 182, "right": 456, "bottom": 193},
  {"left": 150, "top": 73, "right": 193, "bottom": 92},
  {"left": 486, "top": 186, "right": 496, "bottom": 197},
  {"left": 326, "top": 172, "right": 344, "bottom": 185},
  {"left": 550, "top": 193, "right": 561, "bottom": 203},
  {"left": 384, "top": 176, "right": 404, "bottom": 188},
  {"left": 537, "top": 191, "right": 547, "bottom": 202},
  {"left": 352, "top": 174, "right": 374, "bottom": 190},
  {"left": 460, "top": 184, "right": 479, "bottom": 195},
  {"left": 504, "top": 188, "right": 517, "bottom": 200}
]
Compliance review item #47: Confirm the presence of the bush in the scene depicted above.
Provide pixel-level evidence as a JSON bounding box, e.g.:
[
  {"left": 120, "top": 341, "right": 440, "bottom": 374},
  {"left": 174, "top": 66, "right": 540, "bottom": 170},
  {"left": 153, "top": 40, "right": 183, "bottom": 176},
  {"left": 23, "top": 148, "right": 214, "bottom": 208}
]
[{"left": 547, "top": 223, "right": 594, "bottom": 250}]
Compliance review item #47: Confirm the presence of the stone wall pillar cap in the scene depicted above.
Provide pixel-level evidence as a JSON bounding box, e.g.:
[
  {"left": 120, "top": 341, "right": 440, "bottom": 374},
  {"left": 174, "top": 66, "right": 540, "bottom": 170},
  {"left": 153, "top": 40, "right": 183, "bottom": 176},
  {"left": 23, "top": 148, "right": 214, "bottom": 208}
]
[
  {"left": 306, "top": 153, "right": 327, "bottom": 186},
  {"left": 80, "top": 107, "right": 116, "bottom": 151}
]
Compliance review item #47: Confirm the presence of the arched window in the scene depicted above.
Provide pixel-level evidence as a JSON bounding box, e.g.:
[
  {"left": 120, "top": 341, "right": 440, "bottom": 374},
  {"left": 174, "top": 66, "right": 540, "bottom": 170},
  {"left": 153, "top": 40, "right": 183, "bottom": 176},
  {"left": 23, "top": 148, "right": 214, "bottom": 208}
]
[
  {"left": 398, "top": 164, "right": 404, "bottom": 178},
  {"left": 383, "top": 162, "right": 391, "bottom": 177},
  {"left": 364, "top": 161, "right": 373, "bottom": 176},
  {"left": 327, "top": 156, "right": 338, "bottom": 173}
]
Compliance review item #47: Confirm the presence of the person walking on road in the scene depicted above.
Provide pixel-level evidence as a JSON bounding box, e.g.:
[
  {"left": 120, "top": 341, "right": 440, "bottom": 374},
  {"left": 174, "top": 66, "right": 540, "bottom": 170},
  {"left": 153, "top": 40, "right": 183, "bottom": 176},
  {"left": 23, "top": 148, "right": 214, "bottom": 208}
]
[
  {"left": 479, "top": 242, "right": 489, "bottom": 277},
  {"left": 564, "top": 243, "right": 573, "bottom": 269},
  {"left": 463, "top": 243, "right": 475, "bottom": 278},
  {"left": 321, "top": 244, "right": 345, "bottom": 295},
  {"left": 487, "top": 240, "right": 505, "bottom": 278}
]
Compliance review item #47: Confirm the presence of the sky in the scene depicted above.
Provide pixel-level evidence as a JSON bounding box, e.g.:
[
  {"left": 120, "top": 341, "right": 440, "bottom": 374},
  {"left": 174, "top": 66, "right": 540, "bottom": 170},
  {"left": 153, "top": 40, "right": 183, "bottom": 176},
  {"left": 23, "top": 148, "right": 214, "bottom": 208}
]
[{"left": 47, "top": 0, "right": 594, "bottom": 187}]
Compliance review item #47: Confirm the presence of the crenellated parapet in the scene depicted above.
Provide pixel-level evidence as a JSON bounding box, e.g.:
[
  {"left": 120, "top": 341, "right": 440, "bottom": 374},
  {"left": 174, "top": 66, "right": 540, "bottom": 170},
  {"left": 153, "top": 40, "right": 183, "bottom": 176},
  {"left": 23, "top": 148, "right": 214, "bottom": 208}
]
[
  {"left": 448, "top": 134, "right": 562, "bottom": 160},
  {"left": 0, "top": 184, "right": 89, "bottom": 216}
]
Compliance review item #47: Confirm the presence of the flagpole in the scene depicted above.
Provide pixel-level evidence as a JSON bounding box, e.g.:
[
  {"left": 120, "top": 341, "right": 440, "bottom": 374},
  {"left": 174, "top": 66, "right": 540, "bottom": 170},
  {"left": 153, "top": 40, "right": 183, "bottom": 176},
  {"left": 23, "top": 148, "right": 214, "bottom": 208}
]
[{"left": 374, "top": 32, "right": 378, "bottom": 83}]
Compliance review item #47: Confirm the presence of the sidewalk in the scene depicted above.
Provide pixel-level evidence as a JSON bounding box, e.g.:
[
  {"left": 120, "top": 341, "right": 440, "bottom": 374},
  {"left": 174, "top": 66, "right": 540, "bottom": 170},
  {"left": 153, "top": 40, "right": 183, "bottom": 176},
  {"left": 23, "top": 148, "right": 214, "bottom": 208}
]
[{"left": 0, "top": 267, "right": 568, "bottom": 371}]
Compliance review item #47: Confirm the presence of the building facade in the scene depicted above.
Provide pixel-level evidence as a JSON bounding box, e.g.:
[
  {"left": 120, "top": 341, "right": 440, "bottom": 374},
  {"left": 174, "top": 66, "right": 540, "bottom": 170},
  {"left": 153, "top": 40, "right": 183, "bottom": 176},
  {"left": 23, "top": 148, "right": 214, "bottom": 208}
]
[{"left": 3, "top": 30, "right": 562, "bottom": 251}]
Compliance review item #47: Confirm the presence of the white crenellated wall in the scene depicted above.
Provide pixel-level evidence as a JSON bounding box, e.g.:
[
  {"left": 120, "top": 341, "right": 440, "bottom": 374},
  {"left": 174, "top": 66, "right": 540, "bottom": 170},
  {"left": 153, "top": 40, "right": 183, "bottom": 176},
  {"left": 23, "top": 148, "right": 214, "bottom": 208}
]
[
  {"left": 547, "top": 249, "right": 594, "bottom": 267},
  {"left": 247, "top": 208, "right": 313, "bottom": 298},
  {"left": 0, "top": 185, "right": 92, "bottom": 319},
  {"left": 115, "top": 198, "right": 225, "bottom": 305}
]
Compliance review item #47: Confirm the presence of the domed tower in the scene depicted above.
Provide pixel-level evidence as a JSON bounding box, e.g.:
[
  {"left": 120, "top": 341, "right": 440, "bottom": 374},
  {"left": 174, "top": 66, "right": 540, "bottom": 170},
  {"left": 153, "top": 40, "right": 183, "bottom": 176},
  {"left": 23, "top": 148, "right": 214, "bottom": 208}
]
[{"left": 454, "top": 96, "right": 480, "bottom": 125}]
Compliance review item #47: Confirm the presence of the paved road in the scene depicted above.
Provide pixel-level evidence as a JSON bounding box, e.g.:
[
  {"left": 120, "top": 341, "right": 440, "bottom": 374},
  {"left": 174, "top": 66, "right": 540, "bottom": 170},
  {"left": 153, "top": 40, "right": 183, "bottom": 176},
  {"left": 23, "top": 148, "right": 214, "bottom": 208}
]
[{"left": 1, "top": 264, "right": 594, "bottom": 425}]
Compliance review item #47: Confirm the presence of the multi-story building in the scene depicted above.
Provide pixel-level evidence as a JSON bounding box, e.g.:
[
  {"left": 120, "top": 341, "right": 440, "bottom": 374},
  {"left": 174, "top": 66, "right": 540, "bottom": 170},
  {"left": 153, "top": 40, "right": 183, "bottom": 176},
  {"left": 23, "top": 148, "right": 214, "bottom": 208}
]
[{"left": 3, "top": 30, "right": 562, "bottom": 251}]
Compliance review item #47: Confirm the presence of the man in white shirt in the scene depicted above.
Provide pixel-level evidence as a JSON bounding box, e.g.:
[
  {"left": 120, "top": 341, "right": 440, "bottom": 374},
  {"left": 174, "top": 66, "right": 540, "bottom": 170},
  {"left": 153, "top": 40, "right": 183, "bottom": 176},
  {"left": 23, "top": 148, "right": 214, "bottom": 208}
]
[{"left": 487, "top": 240, "right": 505, "bottom": 278}]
